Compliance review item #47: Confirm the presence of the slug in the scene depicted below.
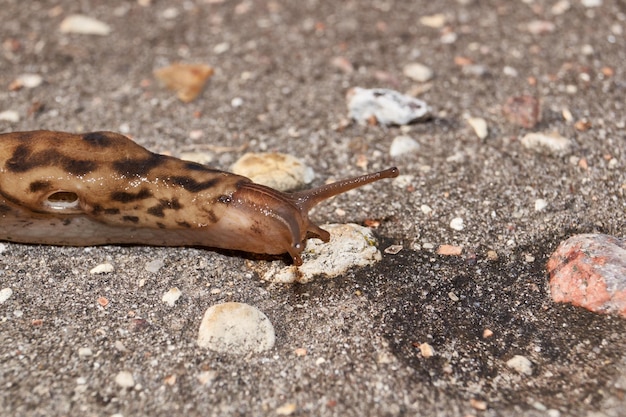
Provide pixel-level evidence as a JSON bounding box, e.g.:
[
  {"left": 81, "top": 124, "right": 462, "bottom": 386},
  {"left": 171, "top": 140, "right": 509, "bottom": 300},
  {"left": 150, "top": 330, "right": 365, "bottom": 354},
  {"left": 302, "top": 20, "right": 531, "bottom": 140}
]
[{"left": 0, "top": 130, "right": 398, "bottom": 265}]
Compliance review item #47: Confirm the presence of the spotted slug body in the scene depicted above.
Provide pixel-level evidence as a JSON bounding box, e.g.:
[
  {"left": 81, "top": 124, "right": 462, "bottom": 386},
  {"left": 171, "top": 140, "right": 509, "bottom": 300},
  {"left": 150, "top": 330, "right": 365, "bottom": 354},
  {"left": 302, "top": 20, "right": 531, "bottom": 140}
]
[{"left": 0, "top": 130, "right": 399, "bottom": 265}]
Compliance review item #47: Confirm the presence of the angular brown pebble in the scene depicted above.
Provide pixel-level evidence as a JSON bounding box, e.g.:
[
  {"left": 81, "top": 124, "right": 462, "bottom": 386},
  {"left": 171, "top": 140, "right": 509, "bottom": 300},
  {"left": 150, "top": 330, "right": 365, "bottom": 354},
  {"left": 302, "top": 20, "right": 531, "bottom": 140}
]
[
  {"left": 502, "top": 95, "right": 540, "bottom": 128},
  {"left": 437, "top": 245, "right": 463, "bottom": 256},
  {"left": 547, "top": 234, "right": 626, "bottom": 318}
]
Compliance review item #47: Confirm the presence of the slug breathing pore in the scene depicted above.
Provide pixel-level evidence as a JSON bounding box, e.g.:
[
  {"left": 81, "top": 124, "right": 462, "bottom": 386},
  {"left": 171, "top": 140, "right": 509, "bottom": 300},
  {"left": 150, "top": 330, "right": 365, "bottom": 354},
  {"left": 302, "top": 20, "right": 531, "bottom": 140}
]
[{"left": 0, "top": 130, "right": 399, "bottom": 265}]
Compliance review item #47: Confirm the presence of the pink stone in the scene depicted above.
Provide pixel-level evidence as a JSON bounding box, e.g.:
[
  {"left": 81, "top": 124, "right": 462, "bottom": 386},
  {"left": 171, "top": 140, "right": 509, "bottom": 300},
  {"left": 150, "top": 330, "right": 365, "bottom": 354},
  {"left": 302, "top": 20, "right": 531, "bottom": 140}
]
[{"left": 547, "top": 234, "right": 626, "bottom": 318}]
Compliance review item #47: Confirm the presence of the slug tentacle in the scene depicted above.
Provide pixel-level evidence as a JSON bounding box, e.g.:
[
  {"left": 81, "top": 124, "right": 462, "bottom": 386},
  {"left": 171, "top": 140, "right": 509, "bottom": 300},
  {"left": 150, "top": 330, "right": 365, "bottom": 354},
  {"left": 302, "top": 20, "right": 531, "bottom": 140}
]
[{"left": 0, "top": 130, "right": 399, "bottom": 265}]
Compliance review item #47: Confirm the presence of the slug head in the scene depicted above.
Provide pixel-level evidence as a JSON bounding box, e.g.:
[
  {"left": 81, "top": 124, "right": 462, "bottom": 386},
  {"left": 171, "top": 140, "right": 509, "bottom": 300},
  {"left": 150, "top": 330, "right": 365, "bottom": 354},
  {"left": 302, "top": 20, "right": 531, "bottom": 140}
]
[{"left": 219, "top": 167, "right": 399, "bottom": 265}]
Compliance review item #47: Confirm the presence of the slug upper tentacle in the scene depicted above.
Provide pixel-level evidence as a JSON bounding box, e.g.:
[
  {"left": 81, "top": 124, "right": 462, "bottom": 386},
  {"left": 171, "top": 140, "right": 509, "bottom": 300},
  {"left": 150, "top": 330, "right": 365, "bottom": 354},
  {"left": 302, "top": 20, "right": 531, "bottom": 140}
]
[{"left": 0, "top": 130, "right": 399, "bottom": 265}]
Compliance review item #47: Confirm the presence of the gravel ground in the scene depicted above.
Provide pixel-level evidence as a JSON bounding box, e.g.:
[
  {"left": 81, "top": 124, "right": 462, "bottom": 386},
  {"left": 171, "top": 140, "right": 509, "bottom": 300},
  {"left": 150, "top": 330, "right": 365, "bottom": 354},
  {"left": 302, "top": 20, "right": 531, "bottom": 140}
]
[{"left": 1, "top": 0, "right": 626, "bottom": 416}]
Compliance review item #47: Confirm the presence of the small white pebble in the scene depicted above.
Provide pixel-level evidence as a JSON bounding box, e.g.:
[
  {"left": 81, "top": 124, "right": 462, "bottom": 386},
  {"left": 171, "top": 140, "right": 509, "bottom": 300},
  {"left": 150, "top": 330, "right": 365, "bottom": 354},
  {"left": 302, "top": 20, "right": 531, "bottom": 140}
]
[
  {"left": 420, "top": 204, "right": 433, "bottom": 215},
  {"left": 521, "top": 132, "right": 572, "bottom": 156},
  {"left": 551, "top": 0, "right": 571, "bottom": 15},
  {"left": 276, "top": 403, "right": 297, "bottom": 416},
  {"left": 78, "top": 347, "right": 93, "bottom": 357},
  {"left": 390, "top": 135, "right": 420, "bottom": 158},
  {"left": 162, "top": 287, "right": 182, "bottom": 307},
  {"left": 213, "top": 42, "right": 230, "bottom": 54},
  {"left": 384, "top": 245, "right": 403, "bottom": 255},
  {"left": 59, "top": 14, "right": 112, "bottom": 35},
  {"left": 161, "top": 7, "right": 179, "bottom": 19},
  {"left": 315, "top": 357, "right": 326, "bottom": 366},
  {"left": 0, "top": 288, "right": 13, "bottom": 304},
  {"left": 465, "top": 117, "right": 488, "bottom": 139},
  {"left": 581, "top": 44, "right": 594, "bottom": 56},
  {"left": 506, "top": 355, "right": 533, "bottom": 375},
  {"left": 90, "top": 263, "right": 114, "bottom": 274},
  {"left": 448, "top": 292, "right": 460, "bottom": 302},
  {"left": 231, "top": 97, "right": 244, "bottom": 107},
  {"left": 525, "top": 254, "right": 536, "bottom": 263},
  {"left": 419, "top": 342, "right": 435, "bottom": 358},
  {"left": 440, "top": 32, "right": 457, "bottom": 44},
  {"left": 144, "top": 259, "right": 164, "bottom": 273},
  {"left": 0, "top": 110, "right": 20, "bottom": 123},
  {"left": 581, "top": 0, "right": 602, "bottom": 7},
  {"left": 503, "top": 66, "right": 518, "bottom": 77},
  {"left": 114, "top": 371, "right": 135, "bottom": 388},
  {"left": 450, "top": 217, "right": 464, "bottom": 231},
  {"left": 402, "top": 62, "right": 434, "bottom": 82},
  {"left": 419, "top": 13, "right": 446, "bottom": 28},
  {"left": 197, "top": 370, "right": 217, "bottom": 385},
  {"left": 534, "top": 199, "right": 548, "bottom": 212},
  {"left": 16, "top": 73, "right": 43, "bottom": 88},
  {"left": 392, "top": 174, "right": 414, "bottom": 188}
]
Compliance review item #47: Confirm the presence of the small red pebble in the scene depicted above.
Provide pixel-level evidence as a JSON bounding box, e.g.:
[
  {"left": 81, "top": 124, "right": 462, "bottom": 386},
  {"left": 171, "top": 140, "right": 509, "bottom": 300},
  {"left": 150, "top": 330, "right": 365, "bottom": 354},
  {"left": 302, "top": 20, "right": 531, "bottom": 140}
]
[{"left": 547, "top": 234, "right": 626, "bottom": 318}]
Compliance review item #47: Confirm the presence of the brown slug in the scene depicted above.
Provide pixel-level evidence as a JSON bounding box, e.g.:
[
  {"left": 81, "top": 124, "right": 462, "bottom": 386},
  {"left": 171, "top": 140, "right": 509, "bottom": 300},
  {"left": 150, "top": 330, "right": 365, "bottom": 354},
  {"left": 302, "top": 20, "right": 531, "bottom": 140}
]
[{"left": 0, "top": 130, "right": 399, "bottom": 265}]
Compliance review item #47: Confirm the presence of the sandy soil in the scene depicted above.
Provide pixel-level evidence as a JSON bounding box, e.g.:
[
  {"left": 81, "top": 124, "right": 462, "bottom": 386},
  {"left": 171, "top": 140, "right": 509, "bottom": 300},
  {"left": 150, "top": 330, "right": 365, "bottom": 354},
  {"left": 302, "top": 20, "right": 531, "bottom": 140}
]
[{"left": 1, "top": 1, "right": 625, "bottom": 416}]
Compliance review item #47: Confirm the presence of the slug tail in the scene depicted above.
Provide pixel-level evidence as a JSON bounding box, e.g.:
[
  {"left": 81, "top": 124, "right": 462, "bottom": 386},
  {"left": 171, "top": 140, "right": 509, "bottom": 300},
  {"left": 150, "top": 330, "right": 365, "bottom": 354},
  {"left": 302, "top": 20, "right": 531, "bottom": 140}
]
[{"left": 292, "top": 167, "right": 399, "bottom": 213}]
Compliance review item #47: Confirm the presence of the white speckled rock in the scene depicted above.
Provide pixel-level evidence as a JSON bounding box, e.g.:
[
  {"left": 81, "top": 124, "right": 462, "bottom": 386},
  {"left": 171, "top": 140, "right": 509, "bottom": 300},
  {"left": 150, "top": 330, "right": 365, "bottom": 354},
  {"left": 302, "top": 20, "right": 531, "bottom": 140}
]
[
  {"left": 90, "top": 263, "right": 114, "bottom": 274},
  {"left": 249, "top": 223, "right": 382, "bottom": 283},
  {"left": 521, "top": 132, "right": 572, "bottom": 156},
  {"left": 59, "top": 15, "right": 112, "bottom": 35},
  {"left": 231, "top": 153, "right": 314, "bottom": 191},
  {"left": 347, "top": 87, "right": 431, "bottom": 126},
  {"left": 197, "top": 302, "right": 275, "bottom": 354}
]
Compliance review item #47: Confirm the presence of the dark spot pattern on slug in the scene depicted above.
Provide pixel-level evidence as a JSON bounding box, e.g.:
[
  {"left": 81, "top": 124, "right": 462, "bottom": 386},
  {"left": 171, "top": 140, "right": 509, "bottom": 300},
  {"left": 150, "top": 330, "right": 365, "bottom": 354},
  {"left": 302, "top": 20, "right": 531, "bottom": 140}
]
[
  {"left": 123, "top": 215, "right": 140, "bottom": 223},
  {"left": 0, "top": 204, "right": 12, "bottom": 214},
  {"left": 112, "top": 153, "right": 164, "bottom": 177},
  {"left": 110, "top": 188, "right": 153, "bottom": 203},
  {"left": 176, "top": 220, "right": 191, "bottom": 228},
  {"left": 147, "top": 198, "right": 182, "bottom": 218},
  {"left": 5, "top": 145, "right": 96, "bottom": 175},
  {"left": 156, "top": 222, "right": 166, "bottom": 229},
  {"left": 147, "top": 206, "right": 165, "bottom": 218},
  {"left": 62, "top": 218, "right": 72, "bottom": 226},
  {"left": 63, "top": 158, "right": 98, "bottom": 176},
  {"left": 29, "top": 180, "right": 52, "bottom": 193},
  {"left": 104, "top": 208, "right": 120, "bottom": 215},
  {"left": 250, "top": 223, "right": 263, "bottom": 236},
  {"left": 217, "top": 195, "right": 232, "bottom": 204},
  {"left": 4, "top": 145, "right": 32, "bottom": 172},
  {"left": 204, "top": 209, "right": 218, "bottom": 224},
  {"left": 82, "top": 132, "right": 114, "bottom": 147},
  {"left": 167, "top": 176, "right": 221, "bottom": 193},
  {"left": 183, "top": 161, "right": 222, "bottom": 173}
]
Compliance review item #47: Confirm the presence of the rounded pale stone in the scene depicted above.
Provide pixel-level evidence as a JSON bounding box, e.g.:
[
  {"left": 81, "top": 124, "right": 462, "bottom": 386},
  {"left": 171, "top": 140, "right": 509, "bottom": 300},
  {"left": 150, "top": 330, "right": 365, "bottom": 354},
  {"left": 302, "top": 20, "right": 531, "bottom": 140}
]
[
  {"left": 197, "top": 302, "right": 275, "bottom": 354},
  {"left": 231, "top": 153, "right": 314, "bottom": 191}
]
